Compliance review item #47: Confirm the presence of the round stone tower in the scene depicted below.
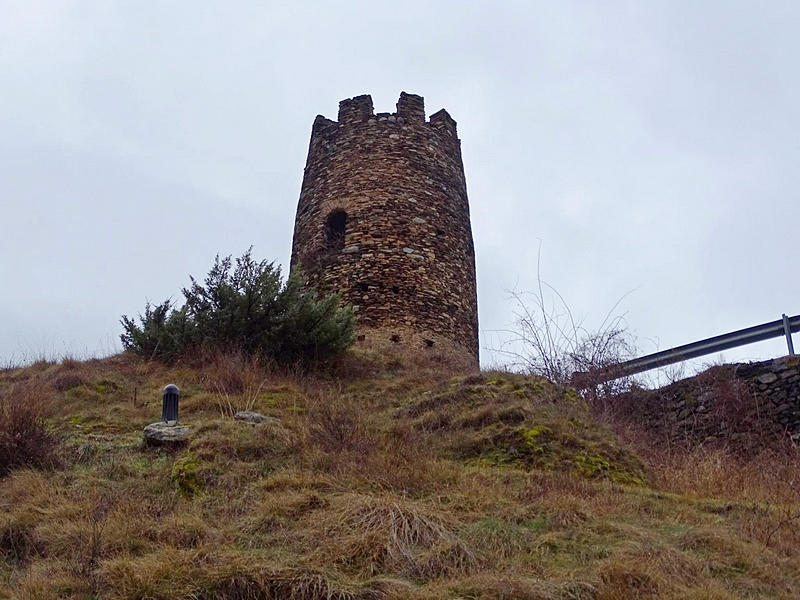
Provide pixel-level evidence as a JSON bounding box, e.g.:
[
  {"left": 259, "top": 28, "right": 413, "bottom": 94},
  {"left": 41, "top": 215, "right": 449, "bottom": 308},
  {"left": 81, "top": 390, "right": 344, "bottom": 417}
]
[{"left": 290, "top": 92, "right": 478, "bottom": 366}]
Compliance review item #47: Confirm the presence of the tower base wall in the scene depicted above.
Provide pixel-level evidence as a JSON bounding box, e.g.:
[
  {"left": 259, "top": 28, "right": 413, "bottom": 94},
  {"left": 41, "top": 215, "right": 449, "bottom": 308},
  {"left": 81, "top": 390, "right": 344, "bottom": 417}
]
[{"left": 354, "top": 325, "right": 479, "bottom": 371}]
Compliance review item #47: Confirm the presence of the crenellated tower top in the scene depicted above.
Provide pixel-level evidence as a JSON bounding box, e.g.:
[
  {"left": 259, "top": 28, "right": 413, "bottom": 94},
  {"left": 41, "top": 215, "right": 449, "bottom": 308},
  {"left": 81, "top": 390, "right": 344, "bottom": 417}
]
[{"left": 310, "top": 92, "right": 458, "bottom": 140}]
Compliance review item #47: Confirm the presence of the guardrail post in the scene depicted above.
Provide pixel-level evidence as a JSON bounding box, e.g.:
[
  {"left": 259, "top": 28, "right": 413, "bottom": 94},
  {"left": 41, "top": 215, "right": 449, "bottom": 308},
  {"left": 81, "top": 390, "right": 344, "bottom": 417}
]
[{"left": 783, "top": 314, "right": 795, "bottom": 356}]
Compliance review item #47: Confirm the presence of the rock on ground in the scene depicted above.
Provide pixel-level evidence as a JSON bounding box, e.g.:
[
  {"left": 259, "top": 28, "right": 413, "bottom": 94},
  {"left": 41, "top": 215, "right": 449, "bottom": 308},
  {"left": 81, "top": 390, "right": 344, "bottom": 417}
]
[
  {"left": 233, "top": 411, "right": 282, "bottom": 425},
  {"left": 143, "top": 422, "right": 191, "bottom": 446}
]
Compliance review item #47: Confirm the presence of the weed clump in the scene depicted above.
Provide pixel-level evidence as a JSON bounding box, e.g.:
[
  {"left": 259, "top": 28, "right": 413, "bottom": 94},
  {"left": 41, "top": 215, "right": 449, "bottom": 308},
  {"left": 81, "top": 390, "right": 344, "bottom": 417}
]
[
  {"left": 316, "top": 493, "right": 476, "bottom": 579},
  {"left": 52, "top": 372, "right": 86, "bottom": 392},
  {"left": 305, "top": 393, "right": 375, "bottom": 454},
  {"left": 0, "top": 385, "right": 60, "bottom": 477},
  {"left": 0, "top": 517, "right": 41, "bottom": 564}
]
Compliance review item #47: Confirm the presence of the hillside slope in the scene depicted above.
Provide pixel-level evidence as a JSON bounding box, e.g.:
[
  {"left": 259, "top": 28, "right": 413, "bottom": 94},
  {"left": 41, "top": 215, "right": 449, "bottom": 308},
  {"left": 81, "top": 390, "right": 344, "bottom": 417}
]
[{"left": 1, "top": 352, "right": 800, "bottom": 599}]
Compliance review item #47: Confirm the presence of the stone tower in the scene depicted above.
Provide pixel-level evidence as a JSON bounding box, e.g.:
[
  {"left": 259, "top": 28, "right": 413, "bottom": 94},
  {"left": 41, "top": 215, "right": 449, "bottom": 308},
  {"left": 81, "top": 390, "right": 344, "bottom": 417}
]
[{"left": 290, "top": 92, "right": 478, "bottom": 365}]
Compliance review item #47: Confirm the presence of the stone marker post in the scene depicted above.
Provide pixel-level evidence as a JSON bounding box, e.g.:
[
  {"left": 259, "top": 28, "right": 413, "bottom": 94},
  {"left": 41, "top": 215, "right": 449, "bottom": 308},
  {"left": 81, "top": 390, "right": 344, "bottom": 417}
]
[
  {"left": 143, "top": 383, "right": 189, "bottom": 446},
  {"left": 161, "top": 384, "right": 180, "bottom": 425}
]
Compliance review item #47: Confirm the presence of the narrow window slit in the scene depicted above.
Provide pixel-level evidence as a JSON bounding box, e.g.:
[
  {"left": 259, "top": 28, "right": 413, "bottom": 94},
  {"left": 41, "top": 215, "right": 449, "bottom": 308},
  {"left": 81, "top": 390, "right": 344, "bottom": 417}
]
[{"left": 325, "top": 210, "right": 347, "bottom": 251}]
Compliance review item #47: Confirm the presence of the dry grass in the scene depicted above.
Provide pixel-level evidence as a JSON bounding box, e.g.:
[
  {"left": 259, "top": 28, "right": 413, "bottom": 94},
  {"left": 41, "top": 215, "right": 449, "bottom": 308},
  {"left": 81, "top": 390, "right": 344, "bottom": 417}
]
[
  {"left": 1, "top": 352, "right": 800, "bottom": 598},
  {"left": 97, "top": 549, "right": 362, "bottom": 600},
  {"left": 302, "top": 387, "right": 376, "bottom": 454},
  {"left": 200, "top": 350, "right": 281, "bottom": 417},
  {"left": 313, "top": 493, "right": 474, "bottom": 578}
]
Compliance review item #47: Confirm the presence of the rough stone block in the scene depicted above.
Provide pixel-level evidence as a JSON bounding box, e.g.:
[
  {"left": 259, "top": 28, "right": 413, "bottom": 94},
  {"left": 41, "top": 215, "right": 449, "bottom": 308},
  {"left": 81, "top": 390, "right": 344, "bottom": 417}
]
[{"left": 143, "top": 422, "right": 190, "bottom": 446}]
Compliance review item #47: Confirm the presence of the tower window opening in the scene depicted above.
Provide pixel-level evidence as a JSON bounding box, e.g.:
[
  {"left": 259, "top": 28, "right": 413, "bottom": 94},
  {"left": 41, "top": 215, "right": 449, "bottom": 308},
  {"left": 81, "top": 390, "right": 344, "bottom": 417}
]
[{"left": 325, "top": 210, "right": 347, "bottom": 251}]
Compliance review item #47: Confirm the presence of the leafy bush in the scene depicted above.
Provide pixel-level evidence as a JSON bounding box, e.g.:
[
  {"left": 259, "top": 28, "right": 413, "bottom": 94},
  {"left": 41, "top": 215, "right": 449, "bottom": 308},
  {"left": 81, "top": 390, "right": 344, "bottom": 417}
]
[
  {"left": 0, "top": 387, "right": 60, "bottom": 477},
  {"left": 120, "top": 249, "right": 355, "bottom": 364}
]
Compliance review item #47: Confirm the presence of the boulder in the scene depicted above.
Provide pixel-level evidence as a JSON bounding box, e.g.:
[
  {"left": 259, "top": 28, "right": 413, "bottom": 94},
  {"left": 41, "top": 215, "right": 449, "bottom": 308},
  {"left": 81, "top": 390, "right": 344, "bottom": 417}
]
[
  {"left": 143, "top": 422, "right": 191, "bottom": 446},
  {"left": 233, "top": 411, "right": 281, "bottom": 426}
]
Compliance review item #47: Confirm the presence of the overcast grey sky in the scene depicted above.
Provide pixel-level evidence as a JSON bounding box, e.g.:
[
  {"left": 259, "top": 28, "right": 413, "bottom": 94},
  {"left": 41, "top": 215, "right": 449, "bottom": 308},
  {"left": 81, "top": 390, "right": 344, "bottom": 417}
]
[{"left": 2, "top": 1, "right": 798, "bottom": 372}]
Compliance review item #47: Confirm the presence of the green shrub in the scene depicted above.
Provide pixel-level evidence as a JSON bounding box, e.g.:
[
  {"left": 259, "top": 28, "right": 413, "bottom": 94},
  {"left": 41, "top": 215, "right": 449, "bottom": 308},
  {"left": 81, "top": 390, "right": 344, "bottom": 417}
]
[
  {"left": 120, "top": 249, "right": 354, "bottom": 364},
  {"left": 119, "top": 300, "right": 194, "bottom": 362}
]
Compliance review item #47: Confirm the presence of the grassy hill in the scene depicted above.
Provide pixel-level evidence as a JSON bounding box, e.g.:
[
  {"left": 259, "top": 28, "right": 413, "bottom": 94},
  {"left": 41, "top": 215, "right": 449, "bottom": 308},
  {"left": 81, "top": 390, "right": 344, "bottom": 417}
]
[{"left": 1, "top": 351, "right": 800, "bottom": 599}]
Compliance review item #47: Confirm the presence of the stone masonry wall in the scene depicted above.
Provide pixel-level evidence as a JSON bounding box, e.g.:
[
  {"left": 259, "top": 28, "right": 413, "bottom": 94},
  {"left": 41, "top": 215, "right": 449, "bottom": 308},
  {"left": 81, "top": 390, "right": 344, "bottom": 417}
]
[
  {"left": 290, "top": 92, "right": 479, "bottom": 365},
  {"left": 609, "top": 356, "right": 800, "bottom": 448},
  {"left": 737, "top": 356, "right": 800, "bottom": 433}
]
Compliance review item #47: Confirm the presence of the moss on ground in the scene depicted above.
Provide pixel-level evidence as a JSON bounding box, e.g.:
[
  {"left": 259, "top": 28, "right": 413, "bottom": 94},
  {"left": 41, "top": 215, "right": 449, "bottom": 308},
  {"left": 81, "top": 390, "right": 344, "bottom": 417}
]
[
  {"left": 400, "top": 373, "right": 645, "bottom": 485},
  {"left": 170, "top": 452, "right": 204, "bottom": 498}
]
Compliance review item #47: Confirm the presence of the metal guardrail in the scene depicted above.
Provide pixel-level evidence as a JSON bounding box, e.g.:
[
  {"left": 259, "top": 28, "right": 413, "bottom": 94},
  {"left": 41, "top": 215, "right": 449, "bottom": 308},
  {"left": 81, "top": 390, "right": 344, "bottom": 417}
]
[{"left": 573, "top": 313, "right": 800, "bottom": 385}]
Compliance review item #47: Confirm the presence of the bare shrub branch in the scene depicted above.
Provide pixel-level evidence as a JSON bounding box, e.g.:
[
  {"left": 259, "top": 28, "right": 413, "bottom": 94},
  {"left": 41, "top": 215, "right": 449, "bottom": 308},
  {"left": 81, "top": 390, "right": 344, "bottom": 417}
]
[{"left": 491, "top": 247, "right": 638, "bottom": 394}]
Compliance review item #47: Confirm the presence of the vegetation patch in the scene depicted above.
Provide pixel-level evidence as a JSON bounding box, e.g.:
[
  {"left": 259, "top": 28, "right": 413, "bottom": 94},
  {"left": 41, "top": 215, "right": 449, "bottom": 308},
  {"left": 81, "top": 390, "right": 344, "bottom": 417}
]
[
  {"left": 0, "top": 517, "right": 40, "bottom": 565},
  {"left": 170, "top": 452, "right": 204, "bottom": 498},
  {"left": 0, "top": 384, "right": 60, "bottom": 477},
  {"left": 314, "top": 493, "right": 473, "bottom": 578},
  {"left": 120, "top": 249, "right": 355, "bottom": 365},
  {"left": 401, "top": 373, "right": 645, "bottom": 484},
  {"left": 460, "top": 517, "right": 532, "bottom": 560},
  {"left": 2, "top": 355, "right": 800, "bottom": 598},
  {"left": 98, "top": 549, "right": 362, "bottom": 600},
  {"left": 52, "top": 372, "right": 86, "bottom": 392}
]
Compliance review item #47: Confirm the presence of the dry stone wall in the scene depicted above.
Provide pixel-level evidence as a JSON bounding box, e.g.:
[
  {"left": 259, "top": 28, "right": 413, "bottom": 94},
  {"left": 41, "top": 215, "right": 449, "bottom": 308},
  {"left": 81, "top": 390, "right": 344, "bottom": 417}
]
[
  {"left": 291, "top": 92, "right": 479, "bottom": 365},
  {"left": 737, "top": 356, "right": 800, "bottom": 433},
  {"left": 609, "top": 356, "right": 800, "bottom": 448}
]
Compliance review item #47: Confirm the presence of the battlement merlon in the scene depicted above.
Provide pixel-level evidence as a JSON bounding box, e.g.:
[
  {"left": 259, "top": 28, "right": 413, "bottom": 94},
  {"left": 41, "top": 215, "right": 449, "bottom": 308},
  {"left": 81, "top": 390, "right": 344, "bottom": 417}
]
[
  {"left": 311, "top": 115, "right": 338, "bottom": 140},
  {"left": 338, "top": 94, "right": 374, "bottom": 124},
  {"left": 397, "top": 92, "right": 425, "bottom": 123},
  {"left": 429, "top": 109, "right": 458, "bottom": 138}
]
